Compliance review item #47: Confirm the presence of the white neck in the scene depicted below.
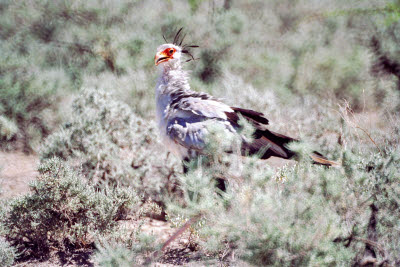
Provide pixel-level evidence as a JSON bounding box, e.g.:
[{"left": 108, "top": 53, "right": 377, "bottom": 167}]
[
  {"left": 155, "top": 60, "right": 191, "bottom": 97},
  {"left": 155, "top": 59, "right": 191, "bottom": 130}
]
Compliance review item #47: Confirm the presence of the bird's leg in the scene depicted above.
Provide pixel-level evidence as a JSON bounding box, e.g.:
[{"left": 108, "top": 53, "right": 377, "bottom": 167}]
[
  {"left": 205, "top": 158, "right": 227, "bottom": 193},
  {"left": 182, "top": 157, "right": 190, "bottom": 174},
  {"left": 215, "top": 178, "right": 227, "bottom": 192}
]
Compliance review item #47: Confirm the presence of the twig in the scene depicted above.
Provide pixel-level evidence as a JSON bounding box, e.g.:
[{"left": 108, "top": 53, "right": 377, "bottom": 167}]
[
  {"left": 143, "top": 213, "right": 202, "bottom": 264},
  {"left": 337, "top": 101, "right": 383, "bottom": 154},
  {"left": 354, "top": 237, "right": 386, "bottom": 258},
  {"left": 92, "top": 152, "right": 101, "bottom": 184},
  {"left": 354, "top": 125, "right": 382, "bottom": 154},
  {"left": 161, "top": 214, "right": 201, "bottom": 251}
]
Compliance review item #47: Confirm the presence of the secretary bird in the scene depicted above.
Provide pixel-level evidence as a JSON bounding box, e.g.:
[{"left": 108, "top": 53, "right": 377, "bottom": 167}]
[{"left": 154, "top": 29, "right": 338, "bottom": 171}]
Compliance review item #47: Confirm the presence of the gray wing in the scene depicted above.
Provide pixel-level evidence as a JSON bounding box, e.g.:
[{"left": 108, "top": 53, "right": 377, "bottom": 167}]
[
  {"left": 168, "top": 95, "right": 234, "bottom": 119},
  {"left": 167, "top": 116, "right": 237, "bottom": 153},
  {"left": 166, "top": 97, "right": 237, "bottom": 153},
  {"left": 167, "top": 118, "right": 209, "bottom": 151}
]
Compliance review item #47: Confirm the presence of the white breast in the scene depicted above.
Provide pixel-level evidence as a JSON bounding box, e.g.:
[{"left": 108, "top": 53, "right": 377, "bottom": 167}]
[{"left": 155, "top": 81, "right": 190, "bottom": 159}]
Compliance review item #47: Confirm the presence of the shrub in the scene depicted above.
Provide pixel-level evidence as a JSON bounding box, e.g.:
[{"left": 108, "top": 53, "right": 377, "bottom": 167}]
[
  {"left": 0, "top": 116, "right": 17, "bottom": 141},
  {"left": 169, "top": 158, "right": 352, "bottom": 265},
  {"left": 40, "top": 88, "right": 180, "bottom": 203},
  {"left": 0, "top": 238, "right": 17, "bottom": 267},
  {"left": 2, "top": 157, "right": 140, "bottom": 257},
  {"left": 293, "top": 46, "right": 370, "bottom": 110},
  {"left": 340, "top": 148, "right": 400, "bottom": 266},
  {"left": 166, "top": 123, "right": 400, "bottom": 265},
  {"left": 93, "top": 234, "right": 158, "bottom": 267},
  {"left": 0, "top": 0, "right": 143, "bottom": 152},
  {"left": 0, "top": 54, "right": 60, "bottom": 152},
  {"left": 94, "top": 243, "right": 135, "bottom": 267}
]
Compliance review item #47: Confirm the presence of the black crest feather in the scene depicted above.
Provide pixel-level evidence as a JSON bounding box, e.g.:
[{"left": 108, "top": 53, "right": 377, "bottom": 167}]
[
  {"left": 173, "top": 27, "right": 183, "bottom": 45},
  {"left": 162, "top": 27, "right": 199, "bottom": 63}
]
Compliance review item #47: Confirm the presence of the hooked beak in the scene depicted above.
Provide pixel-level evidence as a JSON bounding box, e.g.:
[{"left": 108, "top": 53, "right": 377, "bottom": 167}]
[{"left": 155, "top": 51, "right": 170, "bottom": 66}]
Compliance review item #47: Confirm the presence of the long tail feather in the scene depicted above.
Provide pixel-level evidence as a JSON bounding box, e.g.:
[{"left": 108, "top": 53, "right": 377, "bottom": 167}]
[
  {"left": 229, "top": 106, "right": 339, "bottom": 167},
  {"left": 243, "top": 129, "right": 339, "bottom": 167},
  {"left": 310, "top": 152, "right": 340, "bottom": 167}
]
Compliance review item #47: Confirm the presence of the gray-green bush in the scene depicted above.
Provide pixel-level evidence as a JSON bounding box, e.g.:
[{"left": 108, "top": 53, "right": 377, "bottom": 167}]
[
  {"left": 0, "top": 238, "right": 17, "bottom": 267},
  {"left": 94, "top": 233, "right": 159, "bottom": 267},
  {"left": 0, "top": 53, "right": 62, "bottom": 152},
  {"left": 0, "top": 116, "right": 17, "bottom": 142},
  {"left": 166, "top": 122, "right": 400, "bottom": 265},
  {"left": 94, "top": 243, "right": 135, "bottom": 267},
  {"left": 41, "top": 88, "right": 180, "bottom": 203},
  {"left": 2, "top": 157, "right": 139, "bottom": 257}
]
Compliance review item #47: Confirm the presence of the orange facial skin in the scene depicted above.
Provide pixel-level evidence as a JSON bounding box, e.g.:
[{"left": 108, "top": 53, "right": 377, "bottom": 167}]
[{"left": 155, "top": 48, "right": 176, "bottom": 65}]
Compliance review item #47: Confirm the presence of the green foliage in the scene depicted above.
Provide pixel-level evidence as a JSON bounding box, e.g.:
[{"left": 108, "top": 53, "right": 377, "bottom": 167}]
[
  {"left": 2, "top": 157, "right": 140, "bottom": 257},
  {"left": 169, "top": 161, "right": 350, "bottom": 265},
  {"left": 0, "top": 52, "right": 61, "bottom": 152},
  {"left": 93, "top": 232, "right": 158, "bottom": 266},
  {"left": 292, "top": 46, "right": 369, "bottom": 109},
  {"left": 197, "top": 48, "right": 224, "bottom": 84},
  {"left": 167, "top": 122, "right": 400, "bottom": 265},
  {"left": 0, "top": 0, "right": 147, "bottom": 152},
  {"left": 340, "top": 148, "right": 400, "bottom": 264},
  {"left": 41, "top": 88, "right": 141, "bottom": 185},
  {"left": 41, "top": 88, "right": 180, "bottom": 202},
  {"left": 187, "top": 0, "right": 204, "bottom": 13},
  {"left": 0, "top": 115, "right": 17, "bottom": 142},
  {"left": 0, "top": 238, "right": 17, "bottom": 267},
  {"left": 94, "top": 243, "right": 135, "bottom": 267},
  {"left": 384, "top": 0, "right": 400, "bottom": 25}
]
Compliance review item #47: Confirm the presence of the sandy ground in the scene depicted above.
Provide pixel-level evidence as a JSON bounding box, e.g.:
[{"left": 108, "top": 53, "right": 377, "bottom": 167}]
[{"left": 0, "top": 151, "right": 39, "bottom": 199}]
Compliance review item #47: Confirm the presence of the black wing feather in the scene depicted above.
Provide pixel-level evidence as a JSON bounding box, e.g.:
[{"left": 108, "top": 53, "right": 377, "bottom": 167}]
[
  {"left": 226, "top": 107, "right": 295, "bottom": 159},
  {"left": 226, "top": 107, "right": 269, "bottom": 129}
]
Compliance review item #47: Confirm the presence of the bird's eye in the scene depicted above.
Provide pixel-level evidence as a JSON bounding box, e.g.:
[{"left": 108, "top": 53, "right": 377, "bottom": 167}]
[{"left": 169, "top": 49, "right": 174, "bottom": 54}]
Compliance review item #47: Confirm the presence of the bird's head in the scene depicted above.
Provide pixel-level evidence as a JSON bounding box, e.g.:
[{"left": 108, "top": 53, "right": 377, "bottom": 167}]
[
  {"left": 154, "top": 28, "right": 198, "bottom": 68},
  {"left": 155, "top": 44, "right": 182, "bottom": 66}
]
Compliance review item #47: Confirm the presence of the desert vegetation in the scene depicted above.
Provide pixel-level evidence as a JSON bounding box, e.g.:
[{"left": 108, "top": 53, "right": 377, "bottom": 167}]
[{"left": 0, "top": 0, "right": 399, "bottom": 266}]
